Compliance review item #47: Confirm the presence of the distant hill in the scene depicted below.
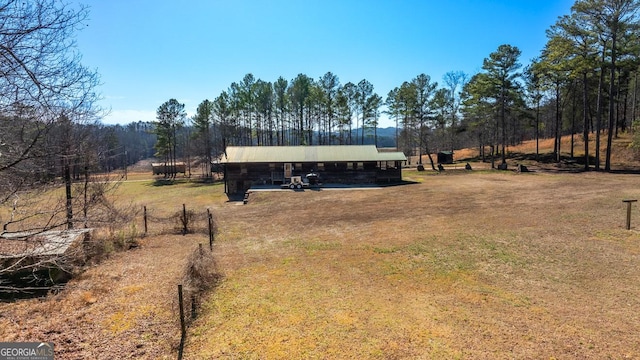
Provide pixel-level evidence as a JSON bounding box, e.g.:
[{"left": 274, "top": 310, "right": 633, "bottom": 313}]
[{"left": 348, "top": 126, "right": 398, "bottom": 147}]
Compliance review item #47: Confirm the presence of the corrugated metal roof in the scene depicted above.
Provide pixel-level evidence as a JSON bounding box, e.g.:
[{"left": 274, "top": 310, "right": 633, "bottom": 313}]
[
  {"left": 221, "top": 145, "right": 406, "bottom": 163},
  {"left": 377, "top": 152, "right": 409, "bottom": 161}
]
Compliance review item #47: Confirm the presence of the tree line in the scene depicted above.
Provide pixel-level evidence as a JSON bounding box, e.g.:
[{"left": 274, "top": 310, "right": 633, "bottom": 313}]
[
  {"left": 531, "top": 0, "right": 640, "bottom": 171},
  {"left": 457, "top": 0, "right": 640, "bottom": 171}
]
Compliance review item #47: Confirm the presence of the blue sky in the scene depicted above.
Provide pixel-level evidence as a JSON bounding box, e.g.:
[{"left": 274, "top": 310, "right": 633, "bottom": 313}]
[{"left": 76, "top": 0, "right": 575, "bottom": 127}]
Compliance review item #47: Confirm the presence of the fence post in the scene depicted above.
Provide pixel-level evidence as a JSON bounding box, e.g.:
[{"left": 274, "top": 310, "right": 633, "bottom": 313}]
[
  {"left": 623, "top": 199, "right": 637, "bottom": 230},
  {"left": 177, "top": 284, "right": 186, "bottom": 359},
  {"left": 143, "top": 206, "right": 148, "bottom": 235},
  {"left": 182, "top": 204, "right": 187, "bottom": 235},
  {"left": 208, "top": 209, "right": 213, "bottom": 251}
]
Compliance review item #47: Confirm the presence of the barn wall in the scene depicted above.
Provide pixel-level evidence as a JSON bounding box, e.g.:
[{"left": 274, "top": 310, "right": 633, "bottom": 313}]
[{"left": 224, "top": 161, "right": 403, "bottom": 193}]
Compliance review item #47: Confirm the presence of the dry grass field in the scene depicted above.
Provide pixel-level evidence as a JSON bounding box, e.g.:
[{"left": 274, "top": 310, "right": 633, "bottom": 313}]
[
  {"left": 1, "top": 135, "right": 640, "bottom": 359},
  {"left": 185, "top": 171, "right": 640, "bottom": 359},
  {"left": 0, "top": 234, "right": 207, "bottom": 359}
]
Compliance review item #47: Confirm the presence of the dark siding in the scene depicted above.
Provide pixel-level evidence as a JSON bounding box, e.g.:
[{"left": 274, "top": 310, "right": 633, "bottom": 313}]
[{"left": 224, "top": 161, "right": 403, "bottom": 193}]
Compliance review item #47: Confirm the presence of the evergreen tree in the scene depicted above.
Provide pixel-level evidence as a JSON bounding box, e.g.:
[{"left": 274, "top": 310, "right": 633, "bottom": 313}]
[
  {"left": 356, "top": 79, "right": 374, "bottom": 144},
  {"left": 289, "top": 74, "right": 312, "bottom": 144},
  {"left": 573, "top": 0, "right": 640, "bottom": 170},
  {"left": 319, "top": 72, "right": 340, "bottom": 144},
  {"left": 482, "top": 44, "right": 523, "bottom": 166},
  {"left": 193, "top": 99, "right": 214, "bottom": 177},
  {"left": 273, "top": 77, "right": 289, "bottom": 145},
  {"left": 154, "top": 99, "right": 186, "bottom": 178}
]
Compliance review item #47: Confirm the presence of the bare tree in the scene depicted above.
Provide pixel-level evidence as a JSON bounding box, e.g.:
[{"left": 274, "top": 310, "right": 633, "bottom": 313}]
[
  {"left": 443, "top": 71, "right": 468, "bottom": 152},
  {"left": 0, "top": 0, "right": 101, "bottom": 202},
  {"left": 0, "top": 0, "right": 102, "bottom": 295}
]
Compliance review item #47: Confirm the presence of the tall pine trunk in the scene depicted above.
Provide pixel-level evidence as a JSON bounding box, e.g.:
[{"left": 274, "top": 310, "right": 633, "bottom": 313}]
[
  {"left": 535, "top": 90, "right": 540, "bottom": 160},
  {"left": 605, "top": 30, "right": 617, "bottom": 172},
  {"left": 583, "top": 72, "right": 590, "bottom": 171},
  {"left": 595, "top": 46, "right": 606, "bottom": 171},
  {"left": 501, "top": 85, "right": 506, "bottom": 165},
  {"left": 554, "top": 81, "right": 562, "bottom": 163},
  {"left": 570, "top": 80, "right": 576, "bottom": 159}
]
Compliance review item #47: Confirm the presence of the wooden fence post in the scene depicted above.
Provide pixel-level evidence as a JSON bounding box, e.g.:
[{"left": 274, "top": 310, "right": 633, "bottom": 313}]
[
  {"left": 178, "top": 284, "right": 186, "bottom": 359},
  {"left": 623, "top": 199, "right": 637, "bottom": 230},
  {"left": 182, "top": 204, "right": 187, "bottom": 235},
  {"left": 208, "top": 209, "right": 213, "bottom": 251},
  {"left": 143, "top": 206, "right": 148, "bottom": 235}
]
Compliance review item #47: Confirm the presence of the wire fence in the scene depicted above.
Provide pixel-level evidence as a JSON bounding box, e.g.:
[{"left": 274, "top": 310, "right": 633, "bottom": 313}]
[
  {"left": 175, "top": 243, "right": 222, "bottom": 360},
  {"left": 136, "top": 203, "right": 221, "bottom": 359},
  {"left": 139, "top": 204, "right": 217, "bottom": 245}
]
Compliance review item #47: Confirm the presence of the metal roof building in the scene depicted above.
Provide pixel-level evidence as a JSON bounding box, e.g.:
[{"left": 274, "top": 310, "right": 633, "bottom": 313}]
[
  {"left": 221, "top": 145, "right": 406, "bottom": 163},
  {"left": 221, "top": 145, "right": 406, "bottom": 194}
]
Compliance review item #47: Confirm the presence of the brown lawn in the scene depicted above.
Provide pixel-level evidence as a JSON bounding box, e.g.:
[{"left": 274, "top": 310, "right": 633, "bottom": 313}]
[
  {"left": 184, "top": 171, "right": 640, "bottom": 359},
  {"left": 0, "top": 234, "right": 206, "bottom": 359}
]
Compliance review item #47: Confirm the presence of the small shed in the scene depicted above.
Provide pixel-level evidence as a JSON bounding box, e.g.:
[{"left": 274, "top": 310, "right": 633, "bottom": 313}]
[
  {"left": 151, "top": 162, "right": 186, "bottom": 175},
  {"left": 437, "top": 151, "right": 454, "bottom": 164}
]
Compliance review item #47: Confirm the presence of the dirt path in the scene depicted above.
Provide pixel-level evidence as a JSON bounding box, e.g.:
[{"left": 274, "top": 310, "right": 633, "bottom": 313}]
[{"left": 0, "top": 234, "right": 206, "bottom": 359}]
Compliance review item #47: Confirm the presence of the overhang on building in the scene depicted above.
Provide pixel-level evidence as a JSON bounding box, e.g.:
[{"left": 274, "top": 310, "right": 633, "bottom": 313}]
[{"left": 220, "top": 145, "right": 406, "bottom": 193}]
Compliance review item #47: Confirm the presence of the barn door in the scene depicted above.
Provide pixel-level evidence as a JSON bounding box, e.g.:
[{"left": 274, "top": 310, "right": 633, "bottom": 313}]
[{"left": 284, "top": 163, "right": 292, "bottom": 178}]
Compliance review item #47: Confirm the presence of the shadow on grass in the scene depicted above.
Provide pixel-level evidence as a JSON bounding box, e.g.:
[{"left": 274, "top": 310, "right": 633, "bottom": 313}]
[
  {"left": 226, "top": 193, "right": 245, "bottom": 202},
  {"left": 459, "top": 151, "right": 596, "bottom": 165},
  {"left": 458, "top": 151, "right": 640, "bottom": 174},
  {"left": 149, "top": 177, "right": 223, "bottom": 187},
  {"left": 456, "top": 152, "right": 601, "bottom": 173},
  {"left": 378, "top": 180, "right": 420, "bottom": 187},
  {"left": 508, "top": 152, "right": 594, "bottom": 164},
  {"left": 226, "top": 181, "right": 419, "bottom": 201}
]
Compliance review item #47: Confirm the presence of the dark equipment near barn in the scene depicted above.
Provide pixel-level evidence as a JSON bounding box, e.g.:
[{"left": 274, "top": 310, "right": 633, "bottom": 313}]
[{"left": 306, "top": 172, "right": 320, "bottom": 185}]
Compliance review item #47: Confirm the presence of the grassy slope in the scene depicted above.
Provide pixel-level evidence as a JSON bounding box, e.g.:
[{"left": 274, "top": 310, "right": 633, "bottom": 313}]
[
  {"left": 185, "top": 171, "right": 640, "bottom": 359},
  {"left": 450, "top": 132, "right": 640, "bottom": 170},
  {"left": 0, "top": 178, "right": 227, "bottom": 359}
]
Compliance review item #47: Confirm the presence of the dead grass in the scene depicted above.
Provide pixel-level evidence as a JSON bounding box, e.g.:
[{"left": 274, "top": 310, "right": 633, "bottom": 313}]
[
  {"left": 0, "top": 233, "right": 211, "bottom": 359},
  {"left": 185, "top": 172, "right": 640, "bottom": 359}
]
